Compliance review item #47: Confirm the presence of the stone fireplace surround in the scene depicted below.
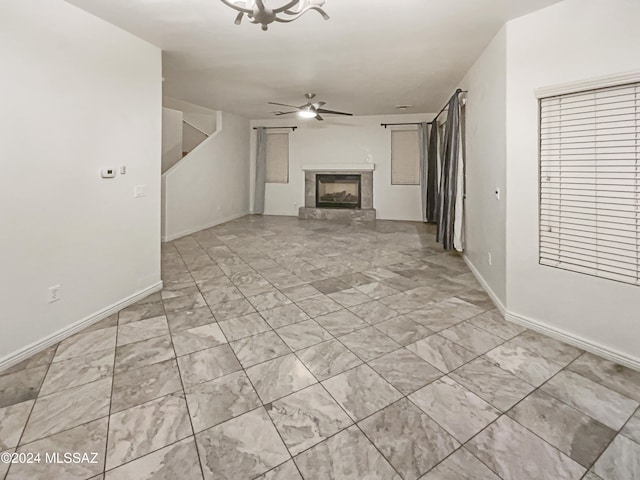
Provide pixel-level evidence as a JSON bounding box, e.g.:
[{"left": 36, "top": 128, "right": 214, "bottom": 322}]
[{"left": 299, "top": 164, "right": 376, "bottom": 221}]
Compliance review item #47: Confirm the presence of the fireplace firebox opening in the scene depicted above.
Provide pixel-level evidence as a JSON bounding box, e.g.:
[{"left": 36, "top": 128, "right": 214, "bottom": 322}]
[{"left": 316, "top": 174, "right": 362, "bottom": 209}]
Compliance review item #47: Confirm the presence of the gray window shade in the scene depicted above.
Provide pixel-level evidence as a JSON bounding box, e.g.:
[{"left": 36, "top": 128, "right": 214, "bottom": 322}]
[
  {"left": 391, "top": 129, "right": 420, "bottom": 185},
  {"left": 539, "top": 81, "right": 640, "bottom": 286},
  {"left": 266, "top": 132, "right": 289, "bottom": 183}
]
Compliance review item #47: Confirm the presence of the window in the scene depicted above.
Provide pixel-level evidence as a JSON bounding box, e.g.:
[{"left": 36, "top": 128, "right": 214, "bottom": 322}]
[
  {"left": 391, "top": 129, "right": 420, "bottom": 185},
  {"left": 266, "top": 132, "right": 289, "bottom": 183},
  {"left": 539, "top": 81, "right": 640, "bottom": 286}
]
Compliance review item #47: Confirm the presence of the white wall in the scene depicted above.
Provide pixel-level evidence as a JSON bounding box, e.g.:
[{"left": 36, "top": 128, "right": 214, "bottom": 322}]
[
  {"left": 162, "top": 107, "right": 183, "bottom": 173},
  {"left": 459, "top": 27, "right": 507, "bottom": 305},
  {"left": 249, "top": 114, "right": 435, "bottom": 221},
  {"left": 163, "top": 96, "right": 217, "bottom": 135},
  {"left": 0, "top": 0, "right": 161, "bottom": 361},
  {"left": 505, "top": 0, "right": 640, "bottom": 363},
  {"left": 163, "top": 111, "right": 250, "bottom": 241}
]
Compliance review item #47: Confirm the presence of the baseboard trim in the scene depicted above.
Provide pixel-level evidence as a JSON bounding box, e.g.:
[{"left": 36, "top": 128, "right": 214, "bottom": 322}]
[
  {"left": 462, "top": 255, "right": 640, "bottom": 371},
  {"left": 0, "top": 281, "right": 163, "bottom": 373},
  {"left": 462, "top": 255, "right": 506, "bottom": 314},
  {"left": 162, "top": 211, "right": 249, "bottom": 242}
]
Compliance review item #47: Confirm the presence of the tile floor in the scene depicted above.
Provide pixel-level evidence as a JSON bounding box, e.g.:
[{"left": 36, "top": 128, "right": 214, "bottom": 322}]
[{"left": 1, "top": 215, "right": 639, "bottom": 480}]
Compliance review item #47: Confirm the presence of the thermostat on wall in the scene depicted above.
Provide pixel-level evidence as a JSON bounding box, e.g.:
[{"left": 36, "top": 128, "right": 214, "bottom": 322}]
[{"left": 101, "top": 168, "right": 116, "bottom": 178}]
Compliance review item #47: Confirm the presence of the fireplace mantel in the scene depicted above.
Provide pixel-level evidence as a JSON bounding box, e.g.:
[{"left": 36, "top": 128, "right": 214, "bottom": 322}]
[{"left": 301, "top": 164, "right": 375, "bottom": 172}]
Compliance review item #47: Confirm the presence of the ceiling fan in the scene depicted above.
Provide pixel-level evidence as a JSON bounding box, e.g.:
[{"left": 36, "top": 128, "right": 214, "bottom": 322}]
[{"left": 268, "top": 93, "right": 353, "bottom": 121}]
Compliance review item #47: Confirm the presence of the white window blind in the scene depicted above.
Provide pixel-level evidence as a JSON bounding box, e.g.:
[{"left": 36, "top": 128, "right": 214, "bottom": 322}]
[
  {"left": 266, "top": 132, "right": 289, "bottom": 183},
  {"left": 539, "top": 81, "right": 640, "bottom": 286},
  {"left": 391, "top": 129, "right": 420, "bottom": 185}
]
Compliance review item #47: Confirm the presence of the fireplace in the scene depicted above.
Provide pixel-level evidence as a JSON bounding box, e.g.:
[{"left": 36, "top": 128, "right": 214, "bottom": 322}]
[{"left": 316, "top": 174, "right": 361, "bottom": 209}]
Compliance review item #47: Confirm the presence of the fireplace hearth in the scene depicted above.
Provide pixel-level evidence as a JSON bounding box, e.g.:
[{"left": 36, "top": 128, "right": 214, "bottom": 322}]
[{"left": 316, "top": 174, "right": 361, "bottom": 209}]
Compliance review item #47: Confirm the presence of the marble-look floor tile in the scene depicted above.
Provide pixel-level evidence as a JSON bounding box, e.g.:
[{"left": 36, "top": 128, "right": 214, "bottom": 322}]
[
  {"left": 338, "top": 327, "right": 400, "bottom": 361},
  {"left": 166, "top": 307, "right": 215, "bottom": 333},
  {"left": 197, "top": 276, "right": 233, "bottom": 292},
  {"left": 455, "top": 288, "right": 496, "bottom": 311},
  {"left": 508, "top": 390, "right": 616, "bottom": 467},
  {"left": 260, "top": 303, "right": 310, "bottom": 329},
  {"left": 593, "top": 434, "right": 640, "bottom": 480},
  {"left": 185, "top": 371, "right": 261, "bottom": 432},
  {"left": 622, "top": 410, "right": 640, "bottom": 443},
  {"left": 314, "top": 309, "right": 369, "bottom": 336},
  {"left": 255, "top": 460, "right": 302, "bottom": 480},
  {"left": 359, "top": 398, "right": 459, "bottom": 480},
  {"left": 485, "top": 342, "right": 564, "bottom": 386},
  {"left": 280, "top": 284, "right": 322, "bottom": 303},
  {"left": 114, "top": 335, "right": 175, "bottom": 374},
  {"left": 310, "top": 278, "right": 351, "bottom": 294},
  {"left": 467, "top": 415, "right": 585, "bottom": 480},
  {"left": 355, "top": 282, "right": 400, "bottom": 300},
  {"left": 276, "top": 320, "right": 333, "bottom": 351},
  {"left": 104, "top": 437, "right": 203, "bottom": 480},
  {"left": 218, "top": 312, "right": 270, "bottom": 341},
  {"left": 374, "top": 316, "right": 432, "bottom": 346},
  {"left": 405, "top": 306, "right": 463, "bottom": 332},
  {"left": 1, "top": 346, "right": 56, "bottom": 377},
  {"left": 9, "top": 418, "right": 107, "bottom": 480},
  {"left": 348, "top": 300, "right": 399, "bottom": 325},
  {"left": 54, "top": 327, "right": 117, "bottom": 362},
  {"left": 210, "top": 298, "right": 256, "bottom": 321},
  {"left": 541, "top": 370, "right": 639, "bottom": 430},
  {"left": 406, "top": 334, "right": 476, "bottom": 373},
  {"left": 196, "top": 407, "right": 290, "bottom": 480},
  {"left": 0, "top": 448, "right": 13, "bottom": 479},
  {"left": 328, "top": 288, "right": 373, "bottom": 308},
  {"left": 440, "top": 322, "right": 504, "bottom": 355},
  {"left": 322, "top": 364, "right": 402, "bottom": 421},
  {"left": 177, "top": 344, "right": 241, "bottom": 386},
  {"left": 294, "top": 425, "right": 400, "bottom": 480},
  {"left": 0, "top": 367, "right": 47, "bottom": 409},
  {"left": 21, "top": 377, "right": 112, "bottom": 444},
  {"left": 468, "top": 310, "right": 526, "bottom": 340},
  {"left": 117, "top": 316, "right": 169, "bottom": 346},
  {"left": 0, "top": 400, "right": 33, "bottom": 450},
  {"left": 510, "top": 330, "right": 582, "bottom": 366},
  {"left": 410, "top": 376, "right": 500, "bottom": 443},
  {"left": 82, "top": 314, "right": 119, "bottom": 334},
  {"left": 111, "top": 359, "right": 182, "bottom": 413},
  {"left": 296, "top": 295, "right": 343, "bottom": 317},
  {"left": 434, "top": 297, "right": 485, "bottom": 320},
  {"left": 297, "top": 340, "right": 362, "bottom": 381},
  {"left": 363, "top": 267, "right": 399, "bottom": 281},
  {"left": 161, "top": 285, "right": 199, "bottom": 301},
  {"left": 202, "top": 285, "right": 243, "bottom": 307},
  {"left": 336, "top": 272, "right": 376, "bottom": 288},
  {"left": 172, "top": 323, "right": 227, "bottom": 356},
  {"left": 267, "top": 384, "right": 352, "bottom": 455},
  {"left": 379, "top": 290, "right": 434, "bottom": 314},
  {"left": 40, "top": 349, "right": 114, "bottom": 395},
  {"left": 249, "top": 291, "right": 292, "bottom": 312},
  {"left": 450, "top": 358, "right": 535, "bottom": 411},
  {"left": 247, "top": 354, "right": 317, "bottom": 403},
  {"left": 191, "top": 264, "right": 225, "bottom": 282},
  {"left": 106, "top": 392, "right": 192, "bottom": 469},
  {"left": 163, "top": 292, "right": 207, "bottom": 313},
  {"left": 567, "top": 352, "right": 640, "bottom": 402},
  {"left": 230, "top": 330, "right": 291, "bottom": 368},
  {"left": 118, "top": 302, "right": 165, "bottom": 325},
  {"left": 420, "top": 447, "right": 500, "bottom": 480},
  {"left": 368, "top": 349, "right": 441, "bottom": 395}
]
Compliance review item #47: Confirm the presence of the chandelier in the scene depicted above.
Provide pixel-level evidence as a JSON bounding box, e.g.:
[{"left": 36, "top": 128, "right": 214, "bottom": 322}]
[{"left": 219, "top": 0, "right": 329, "bottom": 31}]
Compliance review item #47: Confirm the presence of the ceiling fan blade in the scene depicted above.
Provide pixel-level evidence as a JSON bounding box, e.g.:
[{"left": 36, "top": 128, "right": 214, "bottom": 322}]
[
  {"left": 315, "top": 114, "right": 324, "bottom": 121},
  {"left": 268, "top": 101, "right": 300, "bottom": 109},
  {"left": 274, "top": 111, "right": 298, "bottom": 116},
  {"left": 312, "top": 101, "right": 326, "bottom": 109},
  {"left": 316, "top": 108, "right": 353, "bottom": 116}
]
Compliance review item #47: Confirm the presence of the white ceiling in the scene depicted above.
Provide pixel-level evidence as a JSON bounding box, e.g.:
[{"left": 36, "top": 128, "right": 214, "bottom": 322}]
[{"left": 66, "top": 0, "right": 562, "bottom": 118}]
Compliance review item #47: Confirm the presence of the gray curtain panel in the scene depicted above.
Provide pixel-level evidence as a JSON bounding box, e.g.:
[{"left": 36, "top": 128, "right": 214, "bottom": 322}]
[
  {"left": 436, "top": 91, "right": 461, "bottom": 250},
  {"left": 254, "top": 127, "right": 267, "bottom": 214},
  {"left": 418, "top": 122, "right": 429, "bottom": 223},
  {"left": 426, "top": 121, "right": 439, "bottom": 223}
]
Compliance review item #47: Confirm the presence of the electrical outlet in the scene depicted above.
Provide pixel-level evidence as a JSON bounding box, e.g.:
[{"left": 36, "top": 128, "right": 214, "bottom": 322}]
[
  {"left": 134, "top": 185, "right": 146, "bottom": 198},
  {"left": 487, "top": 252, "right": 492, "bottom": 266},
  {"left": 48, "top": 285, "right": 61, "bottom": 303}
]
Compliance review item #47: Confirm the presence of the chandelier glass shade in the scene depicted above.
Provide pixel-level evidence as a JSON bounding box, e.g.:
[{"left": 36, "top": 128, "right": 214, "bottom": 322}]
[{"left": 219, "top": 0, "right": 329, "bottom": 31}]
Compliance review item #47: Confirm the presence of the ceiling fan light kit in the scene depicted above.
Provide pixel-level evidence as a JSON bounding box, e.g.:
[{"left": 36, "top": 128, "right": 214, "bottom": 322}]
[
  {"left": 268, "top": 93, "right": 353, "bottom": 122},
  {"left": 219, "top": 0, "right": 329, "bottom": 31}
]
